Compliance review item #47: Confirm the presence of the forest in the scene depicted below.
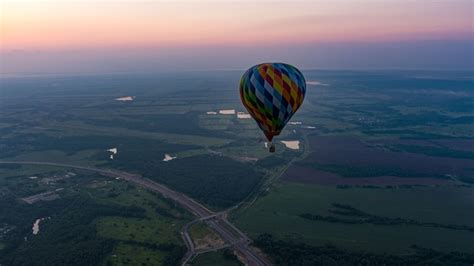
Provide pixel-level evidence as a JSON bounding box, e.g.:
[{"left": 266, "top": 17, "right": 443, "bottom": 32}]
[
  {"left": 0, "top": 196, "right": 146, "bottom": 265},
  {"left": 111, "top": 154, "right": 264, "bottom": 209},
  {"left": 299, "top": 203, "right": 474, "bottom": 232},
  {"left": 255, "top": 234, "right": 474, "bottom": 266}
]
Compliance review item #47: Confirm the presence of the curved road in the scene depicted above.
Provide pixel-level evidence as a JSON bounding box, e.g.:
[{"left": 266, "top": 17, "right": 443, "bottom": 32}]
[{"left": 0, "top": 160, "right": 271, "bottom": 266}]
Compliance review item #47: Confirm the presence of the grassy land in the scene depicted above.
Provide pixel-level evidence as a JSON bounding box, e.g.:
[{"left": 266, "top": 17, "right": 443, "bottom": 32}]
[
  {"left": 189, "top": 221, "right": 224, "bottom": 250},
  {"left": 34, "top": 120, "right": 233, "bottom": 147},
  {"left": 189, "top": 222, "right": 213, "bottom": 240},
  {"left": 8, "top": 149, "right": 107, "bottom": 166},
  {"left": 90, "top": 181, "right": 192, "bottom": 247},
  {"left": 0, "top": 164, "right": 65, "bottom": 179},
  {"left": 191, "top": 249, "right": 242, "bottom": 266},
  {"left": 234, "top": 181, "right": 474, "bottom": 254},
  {"left": 89, "top": 179, "right": 192, "bottom": 265},
  {"left": 105, "top": 243, "right": 168, "bottom": 266}
]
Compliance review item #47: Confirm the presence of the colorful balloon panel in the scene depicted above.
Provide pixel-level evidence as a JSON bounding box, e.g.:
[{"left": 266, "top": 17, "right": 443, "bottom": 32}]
[{"left": 240, "top": 63, "right": 306, "bottom": 141}]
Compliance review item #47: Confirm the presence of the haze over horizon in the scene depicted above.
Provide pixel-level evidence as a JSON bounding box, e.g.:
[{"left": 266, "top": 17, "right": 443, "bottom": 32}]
[{"left": 1, "top": 0, "right": 473, "bottom": 75}]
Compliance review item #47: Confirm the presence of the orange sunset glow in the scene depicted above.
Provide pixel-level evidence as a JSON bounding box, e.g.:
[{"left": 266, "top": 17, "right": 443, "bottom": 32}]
[
  {"left": 2, "top": 0, "right": 472, "bottom": 50},
  {"left": 0, "top": 0, "right": 472, "bottom": 74}
]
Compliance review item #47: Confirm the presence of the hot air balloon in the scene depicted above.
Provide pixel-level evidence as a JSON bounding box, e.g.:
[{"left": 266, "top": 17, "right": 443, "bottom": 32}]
[{"left": 239, "top": 63, "right": 306, "bottom": 152}]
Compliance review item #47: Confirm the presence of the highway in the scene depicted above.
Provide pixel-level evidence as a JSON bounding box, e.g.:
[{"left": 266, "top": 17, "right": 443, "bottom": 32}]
[{"left": 0, "top": 160, "right": 271, "bottom": 266}]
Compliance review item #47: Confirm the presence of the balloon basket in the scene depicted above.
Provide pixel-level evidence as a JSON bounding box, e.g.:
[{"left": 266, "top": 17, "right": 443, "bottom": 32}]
[{"left": 269, "top": 142, "right": 276, "bottom": 153}]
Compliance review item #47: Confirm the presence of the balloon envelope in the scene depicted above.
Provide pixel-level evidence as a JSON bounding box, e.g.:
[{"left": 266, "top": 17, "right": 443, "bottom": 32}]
[{"left": 239, "top": 63, "right": 306, "bottom": 141}]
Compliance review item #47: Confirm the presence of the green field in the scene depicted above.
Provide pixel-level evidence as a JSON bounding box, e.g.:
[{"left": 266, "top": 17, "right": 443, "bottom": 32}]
[
  {"left": 234, "top": 181, "right": 474, "bottom": 254},
  {"left": 191, "top": 249, "right": 242, "bottom": 266},
  {"left": 189, "top": 221, "right": 224, "bottom": 250},
  {"left": 106, "top": 243, "right": 169, "bottom": 266}
]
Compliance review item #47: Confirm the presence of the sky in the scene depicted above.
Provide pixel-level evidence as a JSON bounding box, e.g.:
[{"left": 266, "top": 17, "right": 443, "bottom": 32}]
[{"left": 1, "top": 0, "right": 473, "bottom": 75}]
